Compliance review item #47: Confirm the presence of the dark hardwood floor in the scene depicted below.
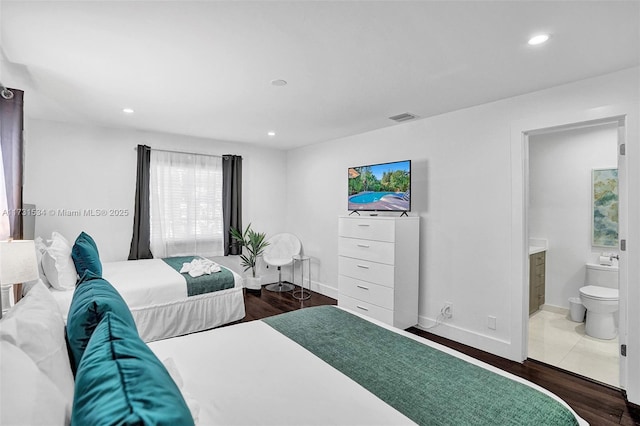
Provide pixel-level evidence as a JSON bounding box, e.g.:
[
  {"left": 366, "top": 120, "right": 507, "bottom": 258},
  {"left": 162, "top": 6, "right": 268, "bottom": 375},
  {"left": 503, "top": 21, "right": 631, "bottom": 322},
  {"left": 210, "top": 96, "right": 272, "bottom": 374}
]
[
  {"left": 408, "top": 328, "right": 640, "bottom": 426},
  {"left": 242, "top": 284, "right": 640, "bottom": 426},
  {"left": 241, "top": 284, "right": 337, "bottom": 322}
]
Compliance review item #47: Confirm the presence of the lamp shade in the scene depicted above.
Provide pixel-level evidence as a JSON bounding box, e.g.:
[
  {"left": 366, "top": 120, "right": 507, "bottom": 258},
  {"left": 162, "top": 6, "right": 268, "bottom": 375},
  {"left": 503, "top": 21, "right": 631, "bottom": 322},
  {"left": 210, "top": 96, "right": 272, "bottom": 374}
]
[{"left": 0, "top": 240, "right": 39, "bottom": 284}]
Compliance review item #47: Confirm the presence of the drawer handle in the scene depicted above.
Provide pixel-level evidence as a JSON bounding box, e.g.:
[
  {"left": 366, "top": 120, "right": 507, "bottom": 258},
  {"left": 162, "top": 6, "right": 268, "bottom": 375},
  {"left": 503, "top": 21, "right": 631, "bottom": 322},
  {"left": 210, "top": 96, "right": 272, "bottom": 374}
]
[
  {"left": 356, "top": 264, "right": 370, "bottom": 269},
  {"left": 356, "top": 285, "right": 369, "bottom": 290},
  {"left": 356, "top": 305, "right": 369, "bottom": 311},
  {"left": 357, "top": 224, "right": 370, "bottom": 227},
  {"left": 357, "top": 244, "right": 370, "bottom": 248}
]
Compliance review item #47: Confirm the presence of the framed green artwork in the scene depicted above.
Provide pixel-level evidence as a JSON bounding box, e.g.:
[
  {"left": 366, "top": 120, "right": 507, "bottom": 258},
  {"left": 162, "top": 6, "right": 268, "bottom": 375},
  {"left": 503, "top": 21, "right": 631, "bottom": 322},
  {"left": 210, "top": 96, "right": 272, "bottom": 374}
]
[{"left": 592, "top": 168, "right": 618, "bottom": 247}]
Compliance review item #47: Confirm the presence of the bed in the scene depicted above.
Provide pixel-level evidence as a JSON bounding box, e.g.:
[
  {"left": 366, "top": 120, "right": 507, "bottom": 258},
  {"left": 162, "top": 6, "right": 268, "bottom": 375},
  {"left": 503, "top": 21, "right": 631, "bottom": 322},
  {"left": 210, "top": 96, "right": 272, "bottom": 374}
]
[
  {"left": 149, "top": 306, "right": 587, "bottom": 426},
  {"left": 50, "top": 258, "right": 245, "bottom": 342},
  {"left": 38, "top": 231, "right": 245, "bottom": 342},
  {"left": 0, "top": 280, "right": 587, "bottom": 426}
]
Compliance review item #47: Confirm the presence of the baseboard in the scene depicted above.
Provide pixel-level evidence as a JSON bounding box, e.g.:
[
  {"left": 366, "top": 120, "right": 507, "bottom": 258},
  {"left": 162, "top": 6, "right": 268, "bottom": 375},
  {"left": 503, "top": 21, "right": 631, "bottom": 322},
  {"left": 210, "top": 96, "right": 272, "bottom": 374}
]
[
  {"left": 307, "top": 283, "right": 513, "bottom": 359},
  {"left": 310, "top": 281, "right": 338, "bottom": 300},
  {"left": 541, "top": 304, "right": 570, "bottom": 315},
  {"left": 261, "top": 270, "right": 280, "bottom": 285},
  {"left": 416, "top": 314, "right": 513, "bottom": 360}
]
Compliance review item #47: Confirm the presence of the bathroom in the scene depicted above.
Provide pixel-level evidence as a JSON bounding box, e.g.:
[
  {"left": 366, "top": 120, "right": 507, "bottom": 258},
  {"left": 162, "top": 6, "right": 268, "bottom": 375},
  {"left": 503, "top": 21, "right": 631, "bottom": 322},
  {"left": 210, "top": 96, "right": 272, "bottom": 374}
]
[{"left": 527, "top": 121, "right": 620, "bottom": 387}]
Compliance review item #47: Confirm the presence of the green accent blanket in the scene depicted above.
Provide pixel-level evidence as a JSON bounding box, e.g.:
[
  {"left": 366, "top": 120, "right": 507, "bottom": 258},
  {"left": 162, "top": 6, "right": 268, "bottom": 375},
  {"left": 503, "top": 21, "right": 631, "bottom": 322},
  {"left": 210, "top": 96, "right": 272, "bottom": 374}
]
[
  {"left": 162, "top": 256, "right": 235, "bottom": 297},
  {"left": 263, "top": 306, "right": 579, "bottom": 426}
]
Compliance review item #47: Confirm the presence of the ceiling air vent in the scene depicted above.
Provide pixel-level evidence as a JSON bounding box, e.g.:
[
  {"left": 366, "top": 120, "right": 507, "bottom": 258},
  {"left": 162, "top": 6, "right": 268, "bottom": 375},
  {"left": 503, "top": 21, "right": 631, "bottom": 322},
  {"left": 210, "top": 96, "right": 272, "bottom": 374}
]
[{"left": 389, "top": 112, "right": 418, "bottom": 123}]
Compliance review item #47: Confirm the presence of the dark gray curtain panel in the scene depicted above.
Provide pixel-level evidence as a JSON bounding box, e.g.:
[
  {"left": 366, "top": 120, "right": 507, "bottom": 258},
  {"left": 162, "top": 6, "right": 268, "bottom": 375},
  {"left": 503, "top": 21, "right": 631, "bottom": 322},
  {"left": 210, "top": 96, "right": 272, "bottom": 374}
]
[
  {"left": 222, "top": 155, "right": 242, "bottom": 256},
  {"left": 128, "top": 145, "right": 153, "bottom": 260},
  {"left": 0, "top": 87, "right": 24, "bottom": 239}
]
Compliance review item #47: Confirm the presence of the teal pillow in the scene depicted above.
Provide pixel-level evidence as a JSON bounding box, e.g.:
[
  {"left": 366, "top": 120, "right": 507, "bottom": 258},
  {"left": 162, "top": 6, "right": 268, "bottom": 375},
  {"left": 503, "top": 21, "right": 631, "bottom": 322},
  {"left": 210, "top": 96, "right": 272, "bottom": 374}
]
[
  {"left": 72, "top": 312, "right": 194, "bottom": 426},
  {"left": 72, "top": 232, "right": 102, "bottom": 277},
  {"left": 66, "top": 272, "right": 136, "bottom": 373}
]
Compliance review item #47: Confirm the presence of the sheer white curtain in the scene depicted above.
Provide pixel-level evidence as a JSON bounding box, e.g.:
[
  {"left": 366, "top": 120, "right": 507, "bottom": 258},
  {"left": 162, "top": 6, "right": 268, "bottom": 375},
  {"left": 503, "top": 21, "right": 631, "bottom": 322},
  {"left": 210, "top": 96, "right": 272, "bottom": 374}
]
[
  {"left": 0, "top": 147, "right": 11, "bottom": 240},
  {"left": 149, "top": 150, "right": 224, "bottom": 258}
]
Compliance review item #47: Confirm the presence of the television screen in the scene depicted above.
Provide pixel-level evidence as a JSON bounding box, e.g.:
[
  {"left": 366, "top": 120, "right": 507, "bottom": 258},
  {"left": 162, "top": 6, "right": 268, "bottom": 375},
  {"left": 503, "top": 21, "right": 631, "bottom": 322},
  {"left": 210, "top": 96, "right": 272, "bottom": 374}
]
[{"left": 348, "top": 160, "right": 411, "bottom": 211}]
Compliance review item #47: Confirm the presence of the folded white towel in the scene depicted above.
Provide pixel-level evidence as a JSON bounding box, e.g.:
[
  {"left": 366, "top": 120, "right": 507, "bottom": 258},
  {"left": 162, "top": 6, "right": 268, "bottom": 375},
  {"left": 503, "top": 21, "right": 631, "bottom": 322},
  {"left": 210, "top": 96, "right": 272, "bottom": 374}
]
[{"left": 179, "top": 258, "right": 221, "bottom": 277}]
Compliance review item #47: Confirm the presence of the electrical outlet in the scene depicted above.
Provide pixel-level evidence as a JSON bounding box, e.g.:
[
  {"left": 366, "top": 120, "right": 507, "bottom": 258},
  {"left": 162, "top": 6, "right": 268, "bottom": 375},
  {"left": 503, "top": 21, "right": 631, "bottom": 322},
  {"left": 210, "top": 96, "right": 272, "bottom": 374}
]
[
  {"left": 442, "top": 302, "right": 453, "bottom": 319},
  {"left": 488, "top": 316, "right": 497, "bottom": 330}
]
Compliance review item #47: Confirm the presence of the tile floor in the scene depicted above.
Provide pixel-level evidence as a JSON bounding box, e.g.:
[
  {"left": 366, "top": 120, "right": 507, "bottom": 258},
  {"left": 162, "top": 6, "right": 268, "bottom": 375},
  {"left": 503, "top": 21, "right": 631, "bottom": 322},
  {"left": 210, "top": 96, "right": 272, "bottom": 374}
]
[{"left": 528, "top": 308, "right": 619, "bottom": 387}]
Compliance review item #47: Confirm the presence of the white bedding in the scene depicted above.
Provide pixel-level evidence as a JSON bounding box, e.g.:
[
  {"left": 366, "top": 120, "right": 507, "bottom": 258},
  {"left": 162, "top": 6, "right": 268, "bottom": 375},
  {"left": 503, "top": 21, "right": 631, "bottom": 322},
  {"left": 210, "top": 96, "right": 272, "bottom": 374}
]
[
  {"left": 149, "top": 318, "right": 414, "bottom": 425},
  {"left": 104, "top": 259, "right": 196, "bottom": 306},
  {"left": 50, "top": 259, "right": 245, "bottom": 342},
  {"left": 148, "top": 307, "right": 587, "bottom": 426}
]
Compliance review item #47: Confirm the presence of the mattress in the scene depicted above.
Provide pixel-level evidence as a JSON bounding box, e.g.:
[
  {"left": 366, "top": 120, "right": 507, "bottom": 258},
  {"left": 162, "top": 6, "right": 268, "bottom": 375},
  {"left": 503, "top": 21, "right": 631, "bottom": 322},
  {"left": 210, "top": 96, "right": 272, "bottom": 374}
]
[
  {"left": 148, "top": 306, "right": 587, "bottom": 426},
  {"left": 50, "top": 259, "right": 245, "bottom": 342}
]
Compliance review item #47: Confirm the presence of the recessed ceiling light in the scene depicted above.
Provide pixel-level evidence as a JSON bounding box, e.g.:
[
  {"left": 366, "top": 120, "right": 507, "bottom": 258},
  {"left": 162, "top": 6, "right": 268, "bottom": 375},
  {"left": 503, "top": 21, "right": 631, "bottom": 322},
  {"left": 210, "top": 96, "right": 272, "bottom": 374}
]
[
  {"left": 271, "top": 79, "right": 287, "bottom": 87},
  {"left": 122, "top": 108, "right": 134, "bottom": 114},
  {"left": 528, "top": 34, "right": 550, "bottom": 46},
  {"left": 267, "top": 131, "right": 276, "bottom": 137}
]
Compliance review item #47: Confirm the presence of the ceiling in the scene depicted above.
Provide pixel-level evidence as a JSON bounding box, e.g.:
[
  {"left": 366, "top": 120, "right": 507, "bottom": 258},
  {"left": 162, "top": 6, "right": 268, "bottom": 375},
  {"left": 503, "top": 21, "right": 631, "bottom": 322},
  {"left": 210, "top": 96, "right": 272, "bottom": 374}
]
[{"left": 1, "top": 1, "right": 638, "bottom": 150}]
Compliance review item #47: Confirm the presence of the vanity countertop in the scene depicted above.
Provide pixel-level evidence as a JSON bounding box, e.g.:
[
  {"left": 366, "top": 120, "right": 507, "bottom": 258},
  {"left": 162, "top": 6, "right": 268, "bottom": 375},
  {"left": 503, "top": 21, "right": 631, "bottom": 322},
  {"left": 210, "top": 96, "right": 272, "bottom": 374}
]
[
  {"left": 529, "top": 246, "right": 546, "bottom": 255},
  {"left": 529, "top": 238, "right": 548, "bottom": 255}
]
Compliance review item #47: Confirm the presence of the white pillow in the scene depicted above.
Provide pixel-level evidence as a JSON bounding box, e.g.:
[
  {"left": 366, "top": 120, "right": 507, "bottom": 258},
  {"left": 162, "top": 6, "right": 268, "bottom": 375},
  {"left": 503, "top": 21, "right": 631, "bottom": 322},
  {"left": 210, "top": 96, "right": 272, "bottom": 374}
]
[
  {"left": 0, "top": 281, "right": 75, "bottom": 417},
  {"left": 34, "top": 236, "right": 51, "bottom": 287},
  {"left": 0, "top": 341, "right": 69, "bottom": 426},
  {"left": 163, "top": 357, "right": 201, "bottom": 423},
  {"left": 42, "top": 231, "right": 77, "bottom": 290}
]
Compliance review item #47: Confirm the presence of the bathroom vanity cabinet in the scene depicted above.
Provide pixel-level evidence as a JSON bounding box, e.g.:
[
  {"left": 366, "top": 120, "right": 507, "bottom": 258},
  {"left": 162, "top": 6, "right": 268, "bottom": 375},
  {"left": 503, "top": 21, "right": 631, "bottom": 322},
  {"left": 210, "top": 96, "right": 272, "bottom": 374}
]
[{"left": 529, "top": 251, "right": 546, "bottom": 314}]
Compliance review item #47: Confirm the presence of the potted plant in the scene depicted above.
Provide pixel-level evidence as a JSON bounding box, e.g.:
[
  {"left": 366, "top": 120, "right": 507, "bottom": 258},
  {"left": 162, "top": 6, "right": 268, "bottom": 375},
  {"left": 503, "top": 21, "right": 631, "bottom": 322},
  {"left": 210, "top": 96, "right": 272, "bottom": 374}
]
[{"left": 230, "top": 224, "right": 269, "bottom": 293}]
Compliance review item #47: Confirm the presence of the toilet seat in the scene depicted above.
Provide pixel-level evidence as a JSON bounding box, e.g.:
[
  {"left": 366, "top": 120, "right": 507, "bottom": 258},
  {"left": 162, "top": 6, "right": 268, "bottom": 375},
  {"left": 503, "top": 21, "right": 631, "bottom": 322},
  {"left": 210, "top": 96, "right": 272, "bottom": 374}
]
[{"left": 579, "top": 285, "right": 618, "bottom": 301}]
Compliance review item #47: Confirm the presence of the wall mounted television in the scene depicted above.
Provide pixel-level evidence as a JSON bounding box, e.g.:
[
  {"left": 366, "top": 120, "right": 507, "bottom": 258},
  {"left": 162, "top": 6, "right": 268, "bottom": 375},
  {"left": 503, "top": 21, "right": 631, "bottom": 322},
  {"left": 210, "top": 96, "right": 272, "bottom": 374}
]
[{"left": 348, "top": 160, "right": 411, "bottom": 212}]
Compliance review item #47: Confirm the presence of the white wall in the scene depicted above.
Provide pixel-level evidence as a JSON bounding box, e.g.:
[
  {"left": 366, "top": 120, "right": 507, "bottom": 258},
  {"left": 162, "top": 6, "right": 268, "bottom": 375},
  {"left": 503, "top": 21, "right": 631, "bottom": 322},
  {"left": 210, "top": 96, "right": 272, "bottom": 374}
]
[
  {"left": 23, "top": 119, "right": 288, "bottom": 266},
  {"left": 529, "top": 123, "right": 618, "bottom": 309},
  {"left": 285, "top": 67, "right": 639, "bottom": 360},
  {"left": 20, "top": 67, "right": 640, "bottom": 402}
]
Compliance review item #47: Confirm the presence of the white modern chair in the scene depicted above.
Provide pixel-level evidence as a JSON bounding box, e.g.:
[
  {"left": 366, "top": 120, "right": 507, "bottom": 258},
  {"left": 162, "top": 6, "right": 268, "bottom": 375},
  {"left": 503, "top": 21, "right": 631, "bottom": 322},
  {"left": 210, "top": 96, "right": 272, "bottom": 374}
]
[{"left": 263, "top": 233, "right": 301, "bottom": 292}]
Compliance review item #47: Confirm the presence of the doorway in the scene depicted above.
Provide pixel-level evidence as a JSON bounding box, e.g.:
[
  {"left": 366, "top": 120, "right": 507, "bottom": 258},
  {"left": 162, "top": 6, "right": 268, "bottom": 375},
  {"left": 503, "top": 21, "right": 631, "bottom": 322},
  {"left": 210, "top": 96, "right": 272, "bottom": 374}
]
[
  {"left": 526, "top": 122, "right": 620, "bottom": 386},
  {"left": 509, "top": 107, "right": 630, "bottom": 394}
]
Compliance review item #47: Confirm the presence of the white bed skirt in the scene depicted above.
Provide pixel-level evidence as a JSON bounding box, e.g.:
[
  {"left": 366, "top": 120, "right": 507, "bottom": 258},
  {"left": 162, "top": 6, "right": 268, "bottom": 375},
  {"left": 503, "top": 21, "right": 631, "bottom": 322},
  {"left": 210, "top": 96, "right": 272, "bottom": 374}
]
[{"left": 131, "top": 286, "right": 245, "bottom": 342}]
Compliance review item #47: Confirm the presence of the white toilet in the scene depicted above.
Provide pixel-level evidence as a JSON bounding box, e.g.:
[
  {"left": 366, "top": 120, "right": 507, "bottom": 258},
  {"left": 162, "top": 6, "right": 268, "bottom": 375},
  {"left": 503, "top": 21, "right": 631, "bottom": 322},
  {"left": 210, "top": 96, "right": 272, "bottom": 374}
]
[{"left": 579, "top": 263, "right": 619, "bottom": 340}]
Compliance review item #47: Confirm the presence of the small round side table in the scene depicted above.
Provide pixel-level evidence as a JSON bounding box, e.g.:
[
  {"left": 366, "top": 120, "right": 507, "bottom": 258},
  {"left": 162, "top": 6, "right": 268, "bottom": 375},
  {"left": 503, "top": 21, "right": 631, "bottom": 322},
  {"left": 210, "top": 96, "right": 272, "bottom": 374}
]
[{"left": 291, "top": 254, "right": 311, "bottom": 301}]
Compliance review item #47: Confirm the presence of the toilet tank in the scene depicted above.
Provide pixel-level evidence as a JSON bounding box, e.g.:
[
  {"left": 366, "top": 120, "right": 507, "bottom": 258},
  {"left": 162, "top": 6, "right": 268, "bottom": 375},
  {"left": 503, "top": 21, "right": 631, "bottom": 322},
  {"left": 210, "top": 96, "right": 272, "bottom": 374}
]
[{"left": 585, "top": 263, "right": 619, "bottom": 288}]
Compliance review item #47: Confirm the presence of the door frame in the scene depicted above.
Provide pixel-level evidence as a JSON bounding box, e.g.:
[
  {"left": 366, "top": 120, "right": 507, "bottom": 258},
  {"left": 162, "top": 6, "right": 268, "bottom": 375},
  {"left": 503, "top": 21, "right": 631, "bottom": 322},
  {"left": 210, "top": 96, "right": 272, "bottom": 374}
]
[{"left": 510, "top": 103, "right": 636, "bottom": 394}]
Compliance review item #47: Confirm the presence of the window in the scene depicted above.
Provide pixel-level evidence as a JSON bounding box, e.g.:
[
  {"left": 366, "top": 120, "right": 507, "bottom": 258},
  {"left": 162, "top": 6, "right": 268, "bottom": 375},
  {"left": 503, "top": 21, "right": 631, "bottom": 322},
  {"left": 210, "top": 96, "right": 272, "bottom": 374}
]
[
  {"left": 0, "top": 148, "right": 10, "bottom": 240},
  {"left": 149, "top": 150, "right": 223, "bottom": 258}
]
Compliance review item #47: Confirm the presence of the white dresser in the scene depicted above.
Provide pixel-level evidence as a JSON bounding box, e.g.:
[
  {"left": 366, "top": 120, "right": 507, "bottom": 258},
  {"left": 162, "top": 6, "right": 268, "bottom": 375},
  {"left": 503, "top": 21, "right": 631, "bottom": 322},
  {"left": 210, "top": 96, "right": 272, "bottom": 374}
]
[{"left": 337, "top": 216, "right": 419, "bottom": 329}]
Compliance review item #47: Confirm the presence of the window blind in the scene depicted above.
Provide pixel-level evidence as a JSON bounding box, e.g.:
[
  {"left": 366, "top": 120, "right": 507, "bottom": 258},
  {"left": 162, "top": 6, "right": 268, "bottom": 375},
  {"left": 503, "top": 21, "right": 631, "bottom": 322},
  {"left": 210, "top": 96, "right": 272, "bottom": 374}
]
[{"left": 149, "top": 150, "right": 223, "bottom": 258}]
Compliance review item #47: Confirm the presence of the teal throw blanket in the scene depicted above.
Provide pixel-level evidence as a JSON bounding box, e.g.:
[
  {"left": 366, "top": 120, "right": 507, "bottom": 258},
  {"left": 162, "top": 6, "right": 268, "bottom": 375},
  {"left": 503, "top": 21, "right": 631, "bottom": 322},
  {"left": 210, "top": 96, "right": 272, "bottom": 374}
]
[
  {"left": 263, "top": 306, "right": 578, "bottom": 426},
  {"left": 162, "top": 256, "right": 235, "bottom": 297}
]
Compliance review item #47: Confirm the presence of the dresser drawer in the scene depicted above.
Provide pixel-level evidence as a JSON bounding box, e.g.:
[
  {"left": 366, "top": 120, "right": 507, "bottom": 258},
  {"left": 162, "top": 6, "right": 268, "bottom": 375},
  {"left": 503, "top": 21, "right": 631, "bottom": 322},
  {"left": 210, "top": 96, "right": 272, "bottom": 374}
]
[
  {"left": 338, "top": 237, "right": 395, "bottom": 265},
  {"left": 338, "top": 294, "right": 394, "bottom": 325},
  {"left": 339, "top": 275, "right": 394, "bottom": 309},
  {"left": 338, "top": 218, "right": 395, "bottom": 242},
  {"left": 338, "top": 256, "right": 395, "bottom": 287}
]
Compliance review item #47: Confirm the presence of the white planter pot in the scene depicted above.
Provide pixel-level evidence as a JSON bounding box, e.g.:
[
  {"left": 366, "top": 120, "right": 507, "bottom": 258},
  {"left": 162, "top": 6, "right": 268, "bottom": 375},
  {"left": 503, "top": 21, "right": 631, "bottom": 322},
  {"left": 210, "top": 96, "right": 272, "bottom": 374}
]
[{"left": 244, "top": 276, "right": 262, "bottom": 292}]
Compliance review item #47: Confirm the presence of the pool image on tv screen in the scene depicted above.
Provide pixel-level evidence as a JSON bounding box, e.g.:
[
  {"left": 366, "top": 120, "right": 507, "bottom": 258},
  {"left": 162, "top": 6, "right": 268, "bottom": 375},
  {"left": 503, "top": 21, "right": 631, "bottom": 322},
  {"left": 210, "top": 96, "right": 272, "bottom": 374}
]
[{"left": 348, "top": 160, "right": 411, "bottom": 211}]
